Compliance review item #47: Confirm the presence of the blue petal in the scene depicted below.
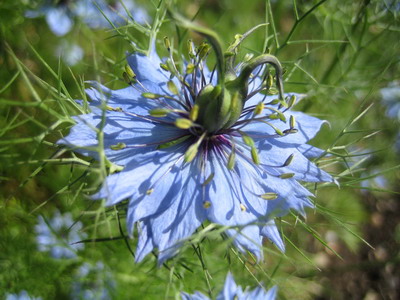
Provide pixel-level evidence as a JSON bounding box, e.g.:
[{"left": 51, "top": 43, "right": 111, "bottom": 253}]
[
  {"left": 85, "top": 82, "right": 159, "bottom": 115},
  {"left": 205, "top": 153, "right": 264, "bottom": 259},
  {"left": 127, "top": 52, "right": 180, "bottom": 97},
  {"left": 180, "top": 292, "right": 209, "bottom": 300},
  {"left": 255, "top": 139, "right": 333, "bottom": 183},
  {"left": 297, "top": 144, "right": 325, "bottom": 158},
  {"left": 246, "top": 285, "right": 278, "bottom": 300},
  {"left": 265, "top": 286, "right": 278, "bottom": 300},
  {"left": 260, "top": 220, "right": 285, "bottom": 252},
  {"left": 59, "top": 107, "right": 185, "bottom": 166},
  {"left": 216, "top": 273, "right": 243, "bottom": 300},
  {"left": 94, "top": 149, "right": 184, "bottom": 206},
  {"left": 135, "top": 163, "right": 206, "bottom": 263},
  {"left": 240, "top": 110, "right": 327, "bottom": 145},
  {"left": 127, "top": 163, "right": 185, "bottom": 224},
  {"left": 45, "top": 7, "right": 73, "bottom": 36}
]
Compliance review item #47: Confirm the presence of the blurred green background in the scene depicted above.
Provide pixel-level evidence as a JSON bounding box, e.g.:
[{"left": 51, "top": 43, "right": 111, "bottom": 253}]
[{"left": 1, "top": 0, "right": 399, "bottom": 299}]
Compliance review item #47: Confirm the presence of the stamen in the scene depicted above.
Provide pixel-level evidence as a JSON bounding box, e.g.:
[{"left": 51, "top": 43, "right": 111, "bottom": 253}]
[
  {"left": 289, "top": 115, "right": 296, "bottom": 129},
  {"left": 167, "top": 80, "right": 179, "bottom": 95},
  {"left": 156, "top": 135, "right": 191, "bottom": 150},
  {"left": 250, "top": 147, "right": 260, "bottom": 165},
  {"left": 110, "top": 142, "right": 126, "bottom": 150},
  {"left": 186, "top": 63, "right": 195, "bottom": 74},
  {"left": 142, "top": 92, "right": 189, "bottom": 110},
  {"left": 254, "top": 101, "right": 264, "bottom": 116},
  {"left": 203, "top": 201, "right": 211, "bottom": 208},
  {"left": 279, "top": 173, "right": 295, "bottom": 179},
  {"left": 125, "top": 64, "right": 136, "bottom": 79},
  {"left": 106, "top": 105, "right": 122, "bottom": 112},
  {"left": 202, "top": 173, "right": 214, "bottom": 186},
  {"left": 287, "top": 94, "right": 296, "bottom": 108},
  {"left": 260, "top": 193, "right": 278, "bottom": 200},
  {"left": 163, "top": 36, "right": 171, "bottom": 52},
  {"left": 227, "top": 146, "right": 236, "bottom": 170},
  {"left": 175, "top": 118, "right": 193, "bottom": 129},
  {"left": 149, "top": 108, "right": 170, "bottom": 117},
  {"left": 189, "top": 104, "right": 199, "bottom": 121},
  {"left": 184, "top": 132, "right": 207, "bottom": 163}
]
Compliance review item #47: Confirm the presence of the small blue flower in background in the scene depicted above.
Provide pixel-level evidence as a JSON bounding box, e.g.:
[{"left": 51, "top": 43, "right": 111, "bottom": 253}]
[
  {"left": 5, "top": 290, "right": 42, "bottom": 300},
  {"left": 56, "top": 41, "right": 85, "bottom": 66},
  {"left": 381, "top": 81, "right": 400, "bottom": 120},
  {"left": 74, "top": 0, "right": 149, "bottom": 29},
  {"left": 35, "top": 210, "right": 87, "bottom": 259},
  {"left": 361, "top": 169, "right": 388, "bottom": 191},
  {"left": 60, "top": 35, "right": 333, "bottom": 263},
  {"left": 71, "top": 261, "right": 116, "bottom": 300},
  {"left": 26, "top": 0, "right": 149, "bottom": 36},
  {"left": 181, "top": 272, "right": 277, "bottom": 300},
  {"left": 26, "top": 1, "right": 74, "bottom": 36}
]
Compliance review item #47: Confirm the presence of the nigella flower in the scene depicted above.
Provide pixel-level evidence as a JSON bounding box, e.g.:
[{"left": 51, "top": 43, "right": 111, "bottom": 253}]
[
  {"left": 71, "top": 262, "right": 116, "bottom": 299},
  {"left": 35, "top": 210, "right": 87, "bottom": 259},
  {"left": 73, "top": 0, "right": 150, "bottom": 29},
  {"left": 5, "top": 291, "right": 42, "bottom": 300},
  {"left": 381, "top": 81, "right": 400, "bottom": 120},
  {"left": 56, "top": 41, "right": 84, "bottom": 66},
  {"left": 60, "top": 24, "right": 333, "bottom": 263},
  {"left": 181, "top": 272, "right": 277, "bottom": 300},
  {"left": 26, "top": 0, "right": 149, "bottom": 36}
]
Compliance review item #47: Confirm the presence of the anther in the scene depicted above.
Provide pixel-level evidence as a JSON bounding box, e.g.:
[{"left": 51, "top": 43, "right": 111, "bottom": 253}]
[
  {"left": 279, "top": 173, "right": 295, "bottom": 179},
  {"left": 203, "top": 201, "right": 211, "bottom": 209},
  {"left": 163, "top": 36, "right": 171, "bottom": 52},
  {"left": 110, "top": 143, "right": 126, "bottom": 150},
  {"left": 149, "top": 108, "right": 170, "bottom": 117},
  {"left": 175, "top": 118, "right": 193, "bottom": 129},
  {"left": 254, "top": 101, "right": 264, "bottom": 116},
  {"left": 167, "top": 80, "right": 179, "bottom": 95},
  {"left": 260, "top": 193, "right": 278, "bottom": 200}
]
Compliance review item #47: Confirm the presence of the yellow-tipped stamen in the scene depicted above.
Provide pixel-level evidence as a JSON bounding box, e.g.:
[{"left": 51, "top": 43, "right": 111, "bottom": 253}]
[
  {"left": 189, "top": 104, "right": 199, "bottom": 121},
  {"left": 261, "top": 193, "right": 278, "bottom": 200},
  {"left": 175, "top": 118, "right": 193, "bottom": 129},
  {"left": 110, "top": 142, "right": 126, "bottom": 150}
]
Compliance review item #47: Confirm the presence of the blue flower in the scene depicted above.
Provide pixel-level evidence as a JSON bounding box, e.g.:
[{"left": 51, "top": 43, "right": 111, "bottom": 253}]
[
  {"left": 5, "top": 291, "right": 42, "bottom": 300},
  {"left": 35, "top": 210, "right": 87, "bottom": 259},
  {"left": 60, "top": 40, "right": 333, "bottom": 264},
  {"left": 71, "top": 261, "right": 116, "bottom": 300},
  {"left": 56, "top": 41, "right": 84, "bottom": 66},
  {"left": 181, "top": 272, "right": 277, "bottom": 300},
  {"left": 26, "top": 0, "right": 149, "bottom": 36},
  {"left": 73, "top": 0, "right": 150, "bottom": 29},
  {"left": 381, "top": 81, "right": 400, "bottom": 120}
]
